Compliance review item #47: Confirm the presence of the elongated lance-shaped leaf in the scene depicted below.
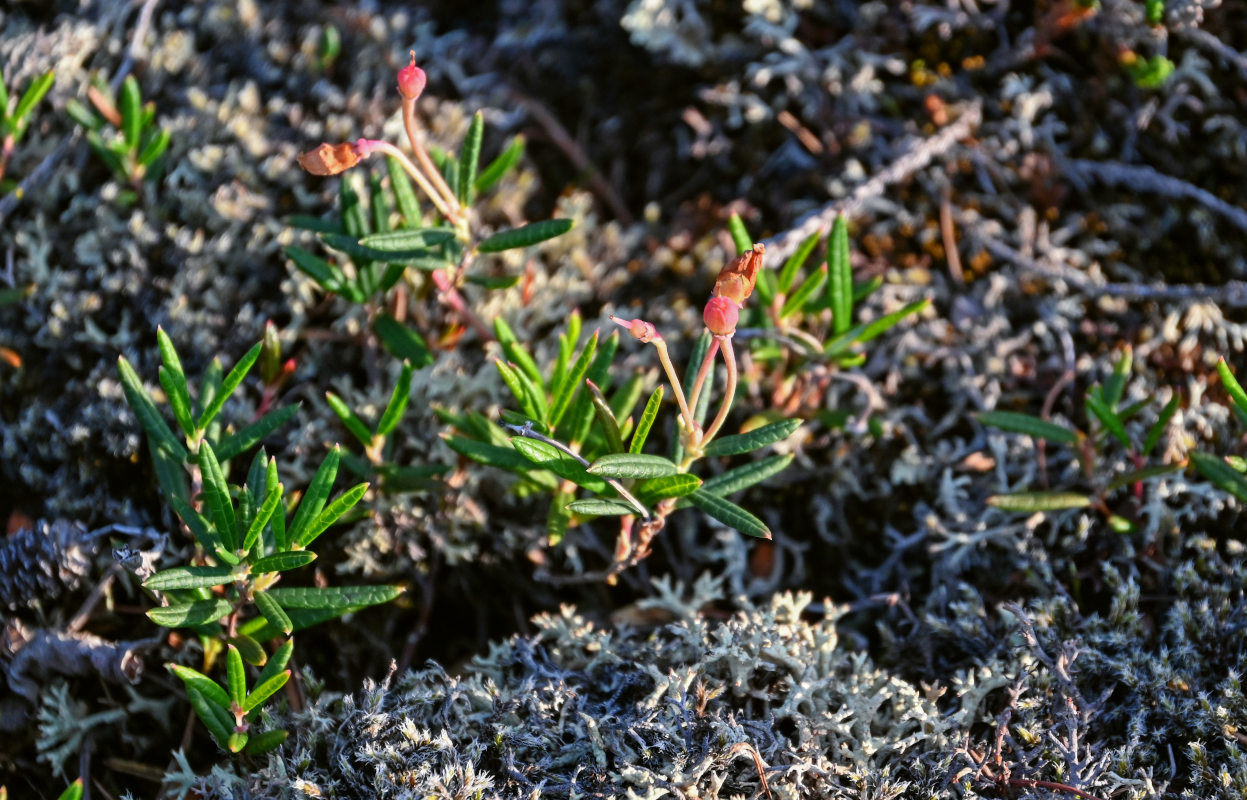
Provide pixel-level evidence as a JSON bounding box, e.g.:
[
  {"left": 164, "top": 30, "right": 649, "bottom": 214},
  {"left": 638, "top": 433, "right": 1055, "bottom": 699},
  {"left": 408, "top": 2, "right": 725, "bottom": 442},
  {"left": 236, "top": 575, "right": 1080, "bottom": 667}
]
[
  {"left": 977, "top": 411, "right": 1081, "bottom": 446},
  {"left": 251, "top": 551, "right": 316, "bottom": 574},
  {"left": 197, "top": 441, "right": 238, "bottom": 551},
  {"left": 727, "top": 213, "right": 752, "bottom": 255},
  {"left": 168, "top": 495, "right": 238, "bottom": 565},
  {"left": 326, "top": 392, "right": 374, "bottom": 449},
  {"left": 373, "top": 313, "right": 433, "bottom": 368},
  {"left": 1218, "top": 358, "right": 1247, "bottom": 424},
  {"left": 564, "top": 331, "right": 619, "bottom": 446},
  {"left": 186, "top": 686, "right": 233, "bottom": 748},
  {"left": 117, "top": 355, "right": 188, "bottom": 461},
  {"left": 286, "top": 446, "right": 340, "bottom": 548},
  {"left": 610, "top": 371, "right": 644, "bottom": 424},
  {"left": 458, "top": 111, "right": 484, "bottom": 204},
  {"left": 340, "top": 171, "right": 369, "bottom": 239},
  {"left": 243, "top": 729, "right": 288, "bottom": 756},
  {"left": 286, "top": 214, "right": 342, "bottom": 235},
  {"left": 168, "top": 664, "right": 231, "bottom": 710},
  {"left": 1103, "top": 347, "right": 1133, "bottom": 410},
  {"left": 1116, "top": 397, "right": 1150, "bottom": 423},
  {"left": 229, "top": 633, "right": 267, "bottom": 666},
  {"left": 226, "top": 644, "right": 246, "bottom": 708},
  {"left": 496, "top": 359, "right": 548, "bottom": 425},
  {"left": 630, "top": 384, "right": 665, "bottom": 455},
  {"left": 0, "top": 67, "right": 9, "bottom": 119},
  {"left": 588, "top": 453, "right": 680, "bottom": 479},
  {"left": 376, "top": 361, "right": 414, "bottom": 438},
  {"left": 445, "top": 433, "right": 533, "bottom": 469},
  {"left": 703, "top": 419, "right": 802, "bottom": 458},
  {"left": 147, "top": 598, "right": 233, "bottom": 627},
  {"left": 152, "top": 445, "right": 190, "bottom": 507},
  {"left": 754, "top": 263, "right": 778, "bottom": 306},
  {"left": 286, "top": 245, "right": 351, "bottom": 296},
  {"left": 54, "top": 779, "right": 84, "bottom": 800},
  {"left": 1191, "top": 451, "right": 1247, "bottom": 504},
  {"left": 1104, "top": 462, "right": 1184, "bottom": 492},
  {"left": 256, "top": 638, "right": 294, "bottom": 688},
  {"left": 1085, "top": 392, "right": 1130, "bottom": 448},
  {"left": 243, "top": 667, "right": 290, "bottom": 713},
  {"left": 1144, "top": 392, "right": 1180, "bottom": 454},
  {"left": 144, "top": 565, "right": 238, "bottom": 591},
  {"left": 356, "top": 227, "right": 457, "bottom": 254},
  {"left": 494, "top": 317, "right": 544, "bottom": 386},
  {"left": 137, "top": 128, "right": 170, "bottom": 168},
  {"left": 635, "top": 473, "right": 701, "bottom": 506},
  {"left": 478, "top": 219, "right": 575, "bottom": 253},
  {"left": 825, "top": 298, "right": 930, "bottom": 357},
  {"left": 242, "top": 472, "right": 283, "bottom": 554},
  {"left": 686, "top": 489, "right": 770, "bottom": 538},
  {"left": 475, "top": 134, "right": 525, "bottom": 194},
  {"left": 547, "top": 488, "right": 574, "bottom": 546},
  {"left": 827, "top": 215, "right": 853, "bottom": 335},
  {"left": 566, "top": 498, "right": 638, "bottom": 517},
  {"left": 369, "top": 170, "right": 392, "bottom": 236},
  {"left": 254, "top": 590, "right": 294, "bottom": 636},
  {"left": 387, "top": 155, "right": 421, "bottom": 226},
  {"left": 691, "top": 453, "right": 794, "bottom": 500},
  {"left": 245, "top": 449, "right": 268, "bottom": 507},
  {"left": 549, "top": 330, "right": 598, "bottom": 429},
  {"left": 263, "top": 584, "right": 403, "bottom": 611},
  {"left": 295, "top": 482, "right": 369, "bottom": 548},
  {"left": 510, "top": 436, "right": 611, "bottom": 494},
  {"left": 586, "top": 380, "right": 624, "bottom": 453},
  {"left": 778, "top": 230, "right": 821, "bottom": 294},
  {"left": 214, "top": 404, "right": 300, "bottom": 464},
  {"left": 197, "top": 340, "right": 263, "bottom": 432},
  {"left": 120, "top": 76, "right": 142, "bottom": 152},
  {"left": 553, "top": 312, "right": 582, "bottom": 394},
  {"left": 986, "top": 492, "right": 1092, "bottom": 512},
  {"left": 779, "top": 265, "right": 827, "bottom": 320},
  {"left": 155, "top": 328, "right": 195, "bottom": 437},
  {"left": 11, "top": 70, "right": 55, "bottom": 136}
]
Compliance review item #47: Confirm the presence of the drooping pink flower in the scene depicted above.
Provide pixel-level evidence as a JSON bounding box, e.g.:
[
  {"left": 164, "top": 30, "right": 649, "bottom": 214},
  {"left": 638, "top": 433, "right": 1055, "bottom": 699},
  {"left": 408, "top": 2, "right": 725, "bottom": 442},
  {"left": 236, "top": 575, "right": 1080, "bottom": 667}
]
[
  {"left": 397, "top": 51, "right": 427, "bottom": 100},
  {"left": 609, "top": 315, "right": 659, "bottom": 343},
  {"left": 702, "top": 296, "right": 740, "bottom": 336}
]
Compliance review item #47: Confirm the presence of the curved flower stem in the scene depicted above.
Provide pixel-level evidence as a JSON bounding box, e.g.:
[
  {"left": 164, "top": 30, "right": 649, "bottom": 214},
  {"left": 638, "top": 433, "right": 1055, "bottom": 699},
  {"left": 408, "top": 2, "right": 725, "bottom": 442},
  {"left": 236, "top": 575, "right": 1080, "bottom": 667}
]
[
  {"left": 652, "top": 337, "right": 695, "bottom": 432},
  {"left": 358, "top": 139, "right": 459, "bottom": 225},
  {"left": 401, "top": 98, "right": 462, "bottom": 225},
  {"left": 699, "top": 335, "right": 737, "bottom": 447},
  {"left": 685, "top": 336, "right": 721, "bottom": 432}
]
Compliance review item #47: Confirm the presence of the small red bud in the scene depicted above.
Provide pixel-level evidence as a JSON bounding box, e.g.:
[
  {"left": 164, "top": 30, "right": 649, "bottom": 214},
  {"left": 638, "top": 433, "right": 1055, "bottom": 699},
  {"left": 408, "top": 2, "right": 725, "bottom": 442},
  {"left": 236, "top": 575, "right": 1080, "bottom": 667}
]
[
  {"left": 397, "top": 50, "right": 427, "bottom": 100},
  {"left": 703, "top": 296, "right": 740, "bottom": 336},
  {"left": 609, "top": 315, "right": 659, "bottom": 343}
]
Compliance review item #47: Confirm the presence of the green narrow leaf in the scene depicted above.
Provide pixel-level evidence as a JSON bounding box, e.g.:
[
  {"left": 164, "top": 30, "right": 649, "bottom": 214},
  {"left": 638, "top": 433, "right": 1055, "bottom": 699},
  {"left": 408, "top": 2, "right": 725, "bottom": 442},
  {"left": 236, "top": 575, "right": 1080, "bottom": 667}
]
[
  {"left": 286, "top": 446, "right": 340, "bottom": 547},
  {"left": 1085, "top": 392, "right": 1131, "bottom": 448},
  {"left": 369, "top": 170, "right": 392, "bottom": 235},
  {"left": 754, "top": 265, "right": 778, "bottom": 307},
  {"left": 243, "top": 729, "right": 288, "bottom": 756},
  {"left": 325, "top": 392, "right": 374, "bottom": 449},
  {"left": 1103, "top": 347, "right": 1133, "bottom": 410},
  {"left": 197, "top": 441, "right": 238, "bottom": 551},
  {"left": 387, "top": 155, "right": 422, "bottom": 227},
  {"left": 610, "top": 372, "right": 644, "bottom": 427},
  {"left": 695, "top": 453, "right": 794, "bottom": 499},
  {"left": 186, "top": 686, "right": 233, "bottom": 748},
  {"left": 588, "top": 453, "right": 680, "bottom": 479},
  {"left": 634, "top": 473, "right": 701, "bottom": 506},
  {"left": 152, "top": 445, "right": 190, "bottom": 507},
  {"left": 477, "top": 219, "right": 575, "bottom": 253},
  {"left": 155, "top": 361, "right": 195, "bottom": 439},
  {"left": 630, "top": 385, "right": 664, "bottom": 454},
  {"left": 0, "top": 66, "right": 9, "bottom": 118},
  {"left": 564, "top": 331, "right": 619, "bottom": 446},
  {"left": 256, "top": 639, "right": 294, "bottom": 687},
  {"left": 137, "top": 127, "right": 171, "bottom": 168},
  {"left": 549, "top": 330, "right": 597, "bottom": 428},
  {"left": 1104, "top": 462, "right": 1184, "bottom": 492},
  {"left": 474, "top": 135, "right": 525, "bottom": 194},
  {"left": 228, "top": 731, "right": 249, "bottom": 754},
  {"left": 229, "top": 633, "right": 266, "bottom": 667},
  {"left": 168, "top": 664, "right": 231, "bottom": 710},
  {"left": 544, "top": 490, "right": 572, "bottom": 547},
  {"left": 254, "top": 590, "right": 294, "bottom": 636},
  {"left": 727, "top": 214, "right": 752, "bottom": 256},
  {"left": 117, "top": 355, "right": 188, "bottom": 461},
  {"left": 458, "top": 111, "right": 484, "bottom": 204},
  {"left": 510, "top": 436, "right": 610, "bottom": 494},
  {"left": 250, "top": 551, "right": 317, "bottom": 573},
  {"left": 242, "top": 476, "right": 283, "bottom": 554},
  {"left": 778, "top": 230, "right": 821, "bottom": 294},
  {"left": 494, "top": 317, "right": 544, "bottom": 386},
  {"left": 1144, "top": 392, "right": 1180, "bottom": 454},
  {"left": 686, "top": 489, "right": 770, "bottom": 538},
  {"left": 168, "top": 495, "right": 235, "bottom": 564},
  {"left": 340, "top": 172, "right": 369, "bottom": 239},
  {"left": 703, "top": 419, "right": 802, "bottom": 457},
  {"left": 443, "top": 434, "right": 544, "bottom": 472},
  {"left": 376, "top": 362, "right": 414, "bottom": 438},
  {"left": 825, "top": 298, "right": 930, "bottom": 356},
  {"left": 120, "top": 76, "right": 142, "bottom": 151},
  {"left": 295, "top": 482, "right": 370, "bottom": 548},
  {"left": 226, "top": 644, "right": 245, "bottom": 708},
  {"left": 147, "top": 598, "right": 233, "bottom": 627},
  {"left": 586, "top": 380, "right": 624, "bottom": 453},
  {"left": 828, "top": 215, "right": 852, "bottom": 336},
  {"left": 1218, "top": 359, "right": 1247, "bottom": 423},
  {"left": 1191, "top": 451, "right": 1247, "bottom": 504},
  {"left": 779, "top": 265, "right": 826, "bottom": 320},
  {"left": 264, "top": 584, "right": 403, "bottom": 611},
  {"left": 198, "top": 341, "right": 263, "bottom": 432},
  {"left": 214, "top": 404, "right": 300, "bottom": 463},
  {"left": 496, "top": 359, "right": 547, "bottom": 424},
  {"left": 986, "top": 492, "right": 1093, "bottom": 512},
  {"left": 286, "top": 245, "right": 349, "bottom": 295},
  {"left": 373, "top": 313, "right": 433, "bottom": 368},
  {"left": 566, "top": 498, "right": 638, "bottom": 516},
  {"left": 55, "top": 779, "right": 83, "bottom": 800},
  {"left": 12, "top": 70, "right": 54, "bottom": 137},
  {"left": 977, "top": 410, "right": 1081, "bottom": 446},
  {"left": 357, "top": 227, "right": 457, "bottom": 253},
  {"left": 144, "top": 565, "right": 237, "bottom": 591},
  {"left": 243, "top": 668, "right": 290, "bottom": 713}
]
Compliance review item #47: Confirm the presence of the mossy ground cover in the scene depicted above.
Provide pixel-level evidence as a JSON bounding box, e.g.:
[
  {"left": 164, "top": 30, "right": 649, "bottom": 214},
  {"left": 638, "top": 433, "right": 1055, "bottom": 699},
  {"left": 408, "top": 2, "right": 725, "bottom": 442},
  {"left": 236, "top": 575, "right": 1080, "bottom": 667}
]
[{"left": 3, "top": 1, "right": 1247, "bottom": 798}]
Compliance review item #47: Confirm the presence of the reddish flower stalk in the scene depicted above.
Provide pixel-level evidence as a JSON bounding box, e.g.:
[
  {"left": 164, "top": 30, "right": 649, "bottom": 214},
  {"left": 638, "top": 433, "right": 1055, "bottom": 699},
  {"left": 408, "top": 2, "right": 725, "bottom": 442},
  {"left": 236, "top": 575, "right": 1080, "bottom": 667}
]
[{"left": 398, "top": 52, "right": 461, "bottom": 229}]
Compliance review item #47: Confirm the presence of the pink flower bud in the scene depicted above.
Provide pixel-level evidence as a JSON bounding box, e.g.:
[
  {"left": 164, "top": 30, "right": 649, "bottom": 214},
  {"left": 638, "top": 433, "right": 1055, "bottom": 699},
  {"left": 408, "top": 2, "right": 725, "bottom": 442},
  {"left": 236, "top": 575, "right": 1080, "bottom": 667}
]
[
  {"left": 397, "top": 51, "right": 427, "bottom": 100},
  {"left": 609, "top": 315, "right": 659, "bottom": 343},
  {"left": 703, "top": 296, "right": 740, "bottom": 336}
]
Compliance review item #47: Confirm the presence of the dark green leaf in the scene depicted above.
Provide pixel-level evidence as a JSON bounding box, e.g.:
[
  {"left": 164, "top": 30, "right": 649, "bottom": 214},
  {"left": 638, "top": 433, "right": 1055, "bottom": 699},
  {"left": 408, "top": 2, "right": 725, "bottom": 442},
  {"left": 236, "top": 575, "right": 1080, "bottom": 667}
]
[
  {"left": 214, "top": 404, "right": 300, "bottom": 463},
  {"left": 1104, "top": 462, "right": 1184, "bottom": 492},
  {"left": 147, "top": 598, "right": 233, "bottom": 627},
  {"left": 254, "top": 590, "right": 294, "bottom": 636},
  {"left": 977, "top": 411, "right": 1081, "bottom": 446},
  {"left": 242, "top": 473, "right": 283, "bottom": 554},
  {"left": 198, "top": 341, "right": 263, "bottom": 432},
  {"left": 186, "top": 686, "right": 233, "bottom": 748},
  {"left": 376, "top": 362, "right": 414, "bottom": 438},
  {"left": 144, "top": 565, "right": 238, "bottom": 591},
  {"left": 1191, "top": 451, "right": 1247, "bottom": 504},
  {"left": 226, "top": 644, "right": 246, "bottom": 707},
  {"left": 458, "top": 111, "right": 484, "bottom": 204},
  {"left": 825, "top": 298, "right": 931, "bottom": 357},
  {"left": 563, "top": 331, "right": 618, "bottom": 447},
  {"left": 120, "top": 76, "right": 142, "bottom": 151},
  {"left": 117, "top": 355, "right": 187, "bottom": 461},
  {"left": 286, "top": 447, "right": 340, "bottom": 548},
  {"left": 779, "top": 264, "right": 826, "bottom": 320},
  {"left": 510, "top": 436, "right": 610, "bottom": 494},
  {"left": 286, "top": 215, "right": 343, "bottom": 235},
  {"left": 1144, "top": 393, "right": 1180, "bottom": 454},
  {"left": 827, "top": 215, "right": 852, "bottom": 336},
  {"left": 264, "top": 584, "right": 403, "bottom": 611},
  {"left": 12, "top": 70, "right": 55, "bottom": 134},
  {"left": 703, "top": 419, "right": 801, "bottom": 457},
  {"left": 635, "top": 473, "right": 701, "bottom": 506},
  {"left": 696, "top": 453, "right": 794, "bottom": 499},
  {"left": 686, "top": 489, "right": 770, "bottom": 538},
  {"left": 357, "top": 227, "right": 456, "bottom": 253},
  {"left": 778, "top": 230, "right": 820, "bottom": 294},
  {"left": 197, "top": 441, "right": 238, "bottom": 550},
  {"left": 168, "top": 495, "right": 236, "bottom": 564},
  {"left": 1103, "top": 347, "right": 1133, "bottom": 410},
  {"left": 156, "top": 329, "right": 194, "bottom": 438},
  {"left": 549, "top": 330, "right": 597, "bottom": 429},
  {"left": 630, "top": 385, "right": 664, "bottom": 454},
  {"left": 494, "top": 317, "right": 544, "bottom": 386},
  {"left": 477, "top": 219, "right": 574, "bottom": 253},
  {"left": 474, "top": 135, "right": 525, "bottom": 194},
  {"left": 250, "top": 551, "right": 317, "bottom": 573},
  {"left": 137, "top": 128, "right": 170, "bottom": 168},
  {"left": 386, "top": 155, "right": 422, "bottom": 227},
  {"left": 496, "top": 359, "right": 548, "bottom": 425},
  {"left": 168, "top": 664, "right": 231, "bottom": 710},
  {"left": 326, "top": 391, "right": 374, "bottom": 449},
  {"left": 586, "top": 380, "right": 624, "bottom": 453},
  {"left": 286, "top": 245, "right": 349, "bottom": 295},
  {"left": 444, "top": 434, "right": 540, "bottom": 471},
  {"left": 588, "top": 453, "right": 680, "bottom": 479},
  {"left": 373, "top": 314, "right": 433, "bottom": 368},
  {"left": 257, "top": 639, "right": 294, "bottom": 687},
  {"left": 986, "top": 492, "right": 1092, "bottom": 512},
  {"left": 243, "top": 729, "right": 288, "bottom": 756},
  {"left": 547, "top": 488, "right": 573, "bottom": 546},
  {"left": 243, "top": 667, "right": 290, "bottom": 713},
  {"left": 566, "top": 498, "right": 637, "bottom": 516},
  {"left": 1085, "top": 392, "right": 1131, "bottom": 448},
  {"left": 295, "top": 482, "right": 369, "bottom": 548}
]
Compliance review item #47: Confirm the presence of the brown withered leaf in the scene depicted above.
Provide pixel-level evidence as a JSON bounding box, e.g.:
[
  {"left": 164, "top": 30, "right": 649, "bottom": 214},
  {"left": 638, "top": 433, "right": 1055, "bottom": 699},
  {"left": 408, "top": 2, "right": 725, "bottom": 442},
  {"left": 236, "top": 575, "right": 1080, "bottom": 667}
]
[
  {"left": 297, "top": 142, "right": 360, "bottom": 176},
  {"left": 713, "top": 242, "right": 765, "bottom": 306}
]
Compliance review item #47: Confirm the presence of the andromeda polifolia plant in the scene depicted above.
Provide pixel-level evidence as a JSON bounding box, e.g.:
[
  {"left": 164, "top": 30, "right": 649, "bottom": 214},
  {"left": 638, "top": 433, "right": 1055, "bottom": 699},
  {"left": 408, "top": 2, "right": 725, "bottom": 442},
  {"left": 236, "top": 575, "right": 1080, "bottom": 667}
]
[
  {"left": 65, "top": 74, "right": 170, "bottom": 200},
  {"left": 0, "top": 66, "right": 55, "bottom": 190}
]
